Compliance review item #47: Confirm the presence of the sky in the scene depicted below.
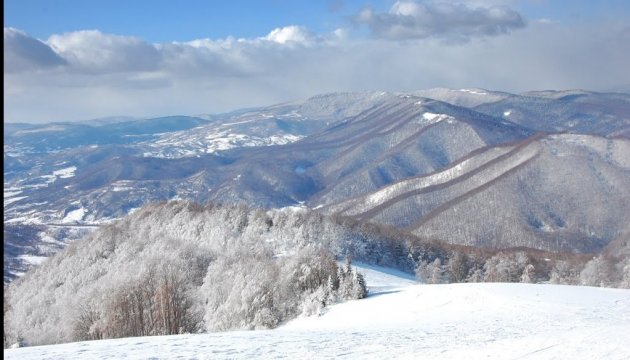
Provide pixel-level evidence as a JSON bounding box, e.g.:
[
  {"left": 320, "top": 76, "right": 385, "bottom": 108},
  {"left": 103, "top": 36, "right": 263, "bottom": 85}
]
[{"left": 4, "top": 0, "right": 630, "bottom": 123}]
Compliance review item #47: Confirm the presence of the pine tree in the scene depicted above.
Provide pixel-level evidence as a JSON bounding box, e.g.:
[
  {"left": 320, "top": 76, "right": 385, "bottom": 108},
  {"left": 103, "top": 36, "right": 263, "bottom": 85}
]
[
  {"left": 326, "top": 275, "right": 339, "bottom": 304},
  {"left": 345, "top": 256, "right": 353, "bottom": 278},
  {"left": 352, "top": 271, "right": 368, "bottom": 299}
]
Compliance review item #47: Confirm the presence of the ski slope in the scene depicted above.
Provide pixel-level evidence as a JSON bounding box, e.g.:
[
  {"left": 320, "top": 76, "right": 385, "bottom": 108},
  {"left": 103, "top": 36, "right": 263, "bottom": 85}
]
[{"left": 5, "top": 264, "right": 630, "bottom": 359}]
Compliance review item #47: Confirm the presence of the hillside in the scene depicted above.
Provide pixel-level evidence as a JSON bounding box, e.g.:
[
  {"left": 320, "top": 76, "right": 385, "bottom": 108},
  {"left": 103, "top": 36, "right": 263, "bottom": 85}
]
[
  {"left": 4, "top": 200, "right": 629, "bottom": 349},
  {"left": 6, "top": 264, "right": 630, "bottom": 359},
  {"left": 324, "top": 134, "right": 630, "bottom": 252}
]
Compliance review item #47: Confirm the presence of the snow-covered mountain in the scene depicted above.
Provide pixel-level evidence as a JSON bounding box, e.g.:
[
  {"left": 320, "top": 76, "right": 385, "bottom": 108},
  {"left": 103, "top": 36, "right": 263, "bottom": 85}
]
[
  {"left": 323, "top": 133, "right": 630, "bottom": 252},
  {"left": 4, "top": 89, "right": 630, "bottom": 282},
  {"left": 475, "top": 90, "right": 630, "bottom": 137},
  {"left": 5, "top": 264, "right": 630, "bottom": 359},
  {"left": 412, "top": 87, "right": 513, "bottom": 107}
]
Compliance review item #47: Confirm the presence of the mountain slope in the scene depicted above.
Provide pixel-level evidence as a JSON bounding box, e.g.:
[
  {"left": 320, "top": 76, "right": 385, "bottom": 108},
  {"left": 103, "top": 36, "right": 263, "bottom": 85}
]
[
  {"left": 475, "top": 90, "right": 630, "bottom": 137},
  {"left": 6, "top": 265, "right": 630, "bottom": 359},
  {"left": 324, "top": 134, "right": 630, "bottom": 253},
  {"left": 209, "top": 95, "right": 533, "bottom": 207}
]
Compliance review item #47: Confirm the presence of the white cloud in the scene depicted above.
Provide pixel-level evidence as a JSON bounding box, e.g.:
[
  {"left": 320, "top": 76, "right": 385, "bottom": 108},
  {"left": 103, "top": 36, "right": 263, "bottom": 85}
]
[
  {"left": 353, "top": 0, "right": 526, "bottom": 42},
  {"left": 3, "top": 19, "right": 629, "bottom": 123},
  {"left": 264, "top": 25, "right": 313, "bottom": 44},
  {"left": 47, "top": 30, "right": 160, "bottom": 73}
]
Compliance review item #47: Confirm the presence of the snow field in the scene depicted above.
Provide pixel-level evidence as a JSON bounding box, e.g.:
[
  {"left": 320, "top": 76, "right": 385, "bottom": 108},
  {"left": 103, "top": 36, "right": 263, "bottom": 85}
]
[{"left": 5, "top": 264, "right": 630, "bottom": 359}]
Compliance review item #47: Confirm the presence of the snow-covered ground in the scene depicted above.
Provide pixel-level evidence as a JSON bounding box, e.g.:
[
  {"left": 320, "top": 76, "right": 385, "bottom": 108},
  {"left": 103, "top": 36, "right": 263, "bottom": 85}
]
[{"left": 5, "top": 264, "right": 630, "bottom": 359}]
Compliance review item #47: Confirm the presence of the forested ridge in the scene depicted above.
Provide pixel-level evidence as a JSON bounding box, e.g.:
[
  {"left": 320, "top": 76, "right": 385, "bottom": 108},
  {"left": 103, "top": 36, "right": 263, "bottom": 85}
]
[{"left": 4, "top": 200, "right": 629, "bottom": 347}]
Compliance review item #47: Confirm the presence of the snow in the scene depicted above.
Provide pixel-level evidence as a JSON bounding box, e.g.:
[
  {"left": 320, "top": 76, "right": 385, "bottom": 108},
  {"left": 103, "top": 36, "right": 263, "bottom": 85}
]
[
  {"left": 4, "top": 190, "right": 23, "bottom": 198},
  {"left": 52, "top": 166, "right": 77, "bottom": 179},
  {"left": 61, "top": 208, "right": 86, "bottom": 223},
  {"left": 36, "top": 166, "right": 78, "bottom": 186},
  {"left": 3, "top": 196, "right": 28, "bottom": 206},
  {"left": 421, "top": 112, "right": 454, "bottom": 125},
  {"left": 277, "top": 205, "right": 309, "bottom": 213},
  {"left": 17, "top": 255, "right": 48, "bottom": 266},
  {"left": 6, "top": 264, "right": 629, "bottom": 359},
  {"left": 39, "top": 232, "right": 66, "bottom": 246},
  {"left": 110, "top": 180, "right": 134, "bottom": 192},
  {"left": 141, "top": 130, "right": 305, "bottom": 158},
  {"left": 459, "top": 88, "right": 488, "bottom": 95},
  {"left": 422, "top": 112, "right": 440, "bottom": 121},
  {"left": 364, "top": 158, "right": 474, "bottom": 207},
  {"left": 13, "top": 125, "right": 66, "bottom": 135}
]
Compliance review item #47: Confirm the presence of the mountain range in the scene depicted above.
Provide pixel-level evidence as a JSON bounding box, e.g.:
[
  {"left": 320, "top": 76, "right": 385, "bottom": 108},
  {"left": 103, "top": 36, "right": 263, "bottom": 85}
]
[{"left": 4, "top": 88, "right": 630, "bottom": 283}]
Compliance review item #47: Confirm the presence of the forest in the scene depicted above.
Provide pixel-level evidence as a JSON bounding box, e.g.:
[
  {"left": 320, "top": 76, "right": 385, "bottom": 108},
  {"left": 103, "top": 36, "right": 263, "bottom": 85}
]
[{"left": 4, "top": 200, "right": 629, "bottom": 347}]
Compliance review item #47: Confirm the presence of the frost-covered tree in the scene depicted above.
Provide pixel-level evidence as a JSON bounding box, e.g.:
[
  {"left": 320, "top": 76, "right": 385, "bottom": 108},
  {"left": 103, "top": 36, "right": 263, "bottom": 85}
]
[
  {"left": 483, "top": 252, "right": 530, "bottom": 283},
  {"left": 467, "top": 267, "right": 484, "bottom": 283},
  {"left": 619, "top": 259, "right": 630, "bottom": 289},
  {"left": 301, "top": 286, "right": 328, "bottom": 316},
  {"left": 415, "top": 260, "right": 428, "bottom": 283},
  {"left": 580, "top": 255, "right": 614, "bottom": 287},
  {"left": 203, "top": 254, "right": 281, "bottom": 331},
  {"left": 429, "top": 258, "right": 445, "bottom": 284},
  {"left": 447, "top": 252, "right": 469, "bottom": 283},
  {"left": 4, "top": 290, "right": 11, "bottom": 349},
  {"left": 415, "top": 258, "right": 445, "bottom": 284},
  {"left": 352, "top": 271, "right": 369, "bottom": 299},
  {"left": 549, "top": 260, "right": 580, "bottom": 285},
  {"left": 336, "top": 257, "right": 368, "bottom": 300},
  {"left": 10, "top": 199, "right": 611, "bottom": 347},
  {"left": 326, "top": 274, "right": 340, "bottom": 304},
  {"left": 520, "top": 264, "right": 536, "bottom": 283}
]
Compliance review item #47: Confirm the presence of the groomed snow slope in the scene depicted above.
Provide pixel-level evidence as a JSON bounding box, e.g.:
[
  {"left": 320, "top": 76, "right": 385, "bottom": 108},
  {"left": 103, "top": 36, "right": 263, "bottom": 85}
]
[{"left": 5, "top": 264, "right": 630, "bottom": 360}]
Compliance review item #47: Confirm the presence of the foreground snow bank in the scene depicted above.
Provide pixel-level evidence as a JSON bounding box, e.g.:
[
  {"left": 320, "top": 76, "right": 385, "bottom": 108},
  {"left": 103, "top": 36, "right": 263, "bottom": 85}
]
[{"left": 6, "top": 265, "right": 630, "bottom": 359}]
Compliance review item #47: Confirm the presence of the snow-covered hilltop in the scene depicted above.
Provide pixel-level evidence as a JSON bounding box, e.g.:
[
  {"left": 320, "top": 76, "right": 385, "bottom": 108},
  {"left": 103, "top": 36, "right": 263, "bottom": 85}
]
[{"left": 6, "top": 264, "right": 630, "bottom": 359}]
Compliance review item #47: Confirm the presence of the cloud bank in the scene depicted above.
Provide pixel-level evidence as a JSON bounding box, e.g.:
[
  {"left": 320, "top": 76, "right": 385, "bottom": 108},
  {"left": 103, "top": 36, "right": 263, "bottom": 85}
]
[
  {"left": 3, "top": 2, "right": 630, "bottom": 123},
  {"left": 4, "top": 28, "right": 66, "bottom": 72}
]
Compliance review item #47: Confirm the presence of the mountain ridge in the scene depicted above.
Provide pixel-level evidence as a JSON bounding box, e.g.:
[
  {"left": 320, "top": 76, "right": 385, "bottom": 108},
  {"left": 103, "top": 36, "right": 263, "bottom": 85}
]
[{"left": 4, "top": 88, "right": 630, "bottom": 282}]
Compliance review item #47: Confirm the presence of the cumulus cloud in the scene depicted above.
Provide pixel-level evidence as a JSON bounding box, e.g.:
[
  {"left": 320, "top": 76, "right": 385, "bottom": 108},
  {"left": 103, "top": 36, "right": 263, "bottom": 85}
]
[
  {"left": 354, "top": 0, "right": 525, "bottom": 42},
  {"left": 47, "top": 30, "right": 161, "bottom": 73},
  {"left": 264, "top": 25, "right": 314, "bottom": 44},
  {"left": 4, "top": 28, "right": 67, "bottom": 72}
]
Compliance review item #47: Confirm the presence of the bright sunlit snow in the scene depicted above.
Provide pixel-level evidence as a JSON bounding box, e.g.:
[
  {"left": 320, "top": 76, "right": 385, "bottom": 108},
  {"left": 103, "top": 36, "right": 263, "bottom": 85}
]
[
  {"left": 5, "top": 264, "right": 629, "bottom": 359},
  {"left": 61, "top": 208, "right": 86, "bottom": 223},
  {"left": 16, "top": 255, "right": 48, "bottom": 266},
  {"left": 459, "top": 89, "right": 488, "bottom": 95},
  {"left": 421, "top": 112, "right": 454, "bottom": 125},
  {"left": 52, "top": 166, "right": 77, "bottom": 179}
]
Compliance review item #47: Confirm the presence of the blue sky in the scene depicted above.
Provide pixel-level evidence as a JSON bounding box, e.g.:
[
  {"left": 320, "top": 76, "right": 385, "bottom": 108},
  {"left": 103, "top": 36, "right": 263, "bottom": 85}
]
[
  {"left": 4, "top": 1, "right": 630, "bottom": 123},
  {"left": 6, "top": 0, "right": 629, "bottom": 41},
  {"left": 4, "top": 0, "right": 381, "bottom": 41}
]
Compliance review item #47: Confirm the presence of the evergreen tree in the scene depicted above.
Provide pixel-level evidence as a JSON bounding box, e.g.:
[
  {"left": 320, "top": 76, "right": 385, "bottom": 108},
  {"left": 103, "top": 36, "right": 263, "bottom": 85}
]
[{"left": 352, "top": 272, "right": 369, "bottom": 299}]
